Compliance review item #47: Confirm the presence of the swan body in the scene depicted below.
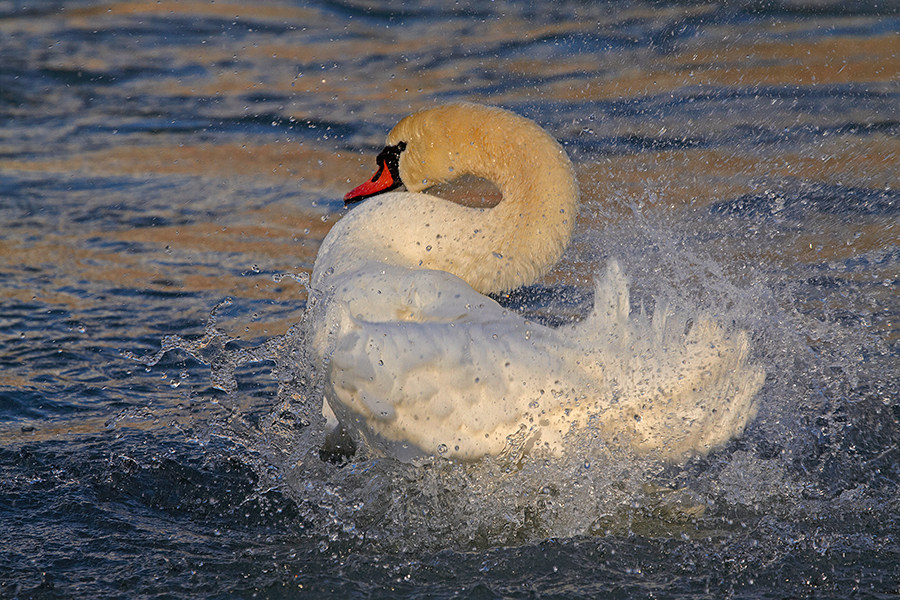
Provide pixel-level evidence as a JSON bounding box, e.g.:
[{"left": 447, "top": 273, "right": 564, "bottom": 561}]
[{"left": 311, "top": 103, "right": 764, "bottom": 462}]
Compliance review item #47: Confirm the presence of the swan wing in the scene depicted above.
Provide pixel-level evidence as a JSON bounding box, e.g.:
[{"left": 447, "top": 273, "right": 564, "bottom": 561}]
[
  {"left": 575, "top": 262, "right": 765, "bottom": 460},
  {"left": 321, "top": 267, "right": 590, "bottom": 461}
]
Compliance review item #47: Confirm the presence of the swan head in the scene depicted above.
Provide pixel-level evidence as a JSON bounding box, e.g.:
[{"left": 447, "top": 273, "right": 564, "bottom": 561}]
[
  {"left": 346, "top": 103, "right": 577, "bottom": 201},
  {"left": 333, "top": 103, "right": 579, "bottom": 294},
  {"left": 344, "top": 104, "right": 496, "bottom": 203}
]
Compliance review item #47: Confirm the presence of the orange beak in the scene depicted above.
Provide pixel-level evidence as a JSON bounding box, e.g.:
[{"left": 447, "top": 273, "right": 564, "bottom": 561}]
[{"left": 344, "top": 161, "right": 397, "bottom": 203}]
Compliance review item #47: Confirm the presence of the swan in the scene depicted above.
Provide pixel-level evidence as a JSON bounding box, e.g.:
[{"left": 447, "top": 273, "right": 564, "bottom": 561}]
[{"left": 310, "top": 103, "right": 764, "bottom": 463}]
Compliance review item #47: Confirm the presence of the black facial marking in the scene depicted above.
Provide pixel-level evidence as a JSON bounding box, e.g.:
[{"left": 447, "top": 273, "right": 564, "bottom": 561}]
[{"left": 376, "top": 140, "right": 406, "bottom": 185}]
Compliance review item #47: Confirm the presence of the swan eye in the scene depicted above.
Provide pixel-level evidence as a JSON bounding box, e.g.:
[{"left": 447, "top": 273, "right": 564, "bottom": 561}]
[{"left": 377, "top": 140, "right": 407, "bottom": 166}]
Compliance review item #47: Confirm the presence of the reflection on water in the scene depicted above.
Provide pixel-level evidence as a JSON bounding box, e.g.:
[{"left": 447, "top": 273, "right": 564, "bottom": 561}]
[{"left": 1, "top": 0, "right": 898, "bottom": 597}]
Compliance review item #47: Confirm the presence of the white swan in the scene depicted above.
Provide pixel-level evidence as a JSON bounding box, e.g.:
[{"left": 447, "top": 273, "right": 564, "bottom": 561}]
[{"left": 311, "top": 103, "right": 764, "bottom": 463}]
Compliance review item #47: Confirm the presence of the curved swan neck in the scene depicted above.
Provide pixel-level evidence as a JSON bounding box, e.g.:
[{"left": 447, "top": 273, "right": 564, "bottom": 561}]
[{"left": 389, "top": 103, "right": 579, "bottom": 293}]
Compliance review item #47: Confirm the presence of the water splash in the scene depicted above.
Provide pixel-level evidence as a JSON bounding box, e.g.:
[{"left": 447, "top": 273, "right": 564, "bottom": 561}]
[
  {"left": 123, "top": 298, "right": 270, "bottom": 394},
  {"left": 122, "top": 198, "right": 896, "bottom": 554},
  {"left": 123, "top": 261, "right": 767, "bottom": 552}
]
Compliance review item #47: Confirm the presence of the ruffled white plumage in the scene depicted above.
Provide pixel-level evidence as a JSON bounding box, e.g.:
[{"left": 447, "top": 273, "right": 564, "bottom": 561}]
[{"left": 310, "top": 103, "right": 763, "bottom": 462}]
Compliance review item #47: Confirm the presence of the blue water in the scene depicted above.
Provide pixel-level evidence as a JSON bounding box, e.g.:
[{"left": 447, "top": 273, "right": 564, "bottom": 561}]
[{"left": 2, "top": 1, "right": 899, "bottom": 597}]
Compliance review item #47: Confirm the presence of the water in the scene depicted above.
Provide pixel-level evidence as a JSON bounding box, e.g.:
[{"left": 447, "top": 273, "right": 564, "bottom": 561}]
[{"left": 2, "top": 0, "right": 898, "bottom": 597}]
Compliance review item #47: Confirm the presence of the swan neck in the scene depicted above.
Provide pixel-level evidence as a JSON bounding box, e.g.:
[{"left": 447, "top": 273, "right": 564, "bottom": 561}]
[
  {"left": 447, "top": 111, "right": 578, "bottom": 292},
  {"left": 386, "top": 103, "right": 580, "bottom": 294}
]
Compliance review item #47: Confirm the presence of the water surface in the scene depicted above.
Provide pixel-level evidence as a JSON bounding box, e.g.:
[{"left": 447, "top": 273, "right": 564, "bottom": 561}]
[{"left": 1, "top": 1, "right": 898, "bottom": 598}]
